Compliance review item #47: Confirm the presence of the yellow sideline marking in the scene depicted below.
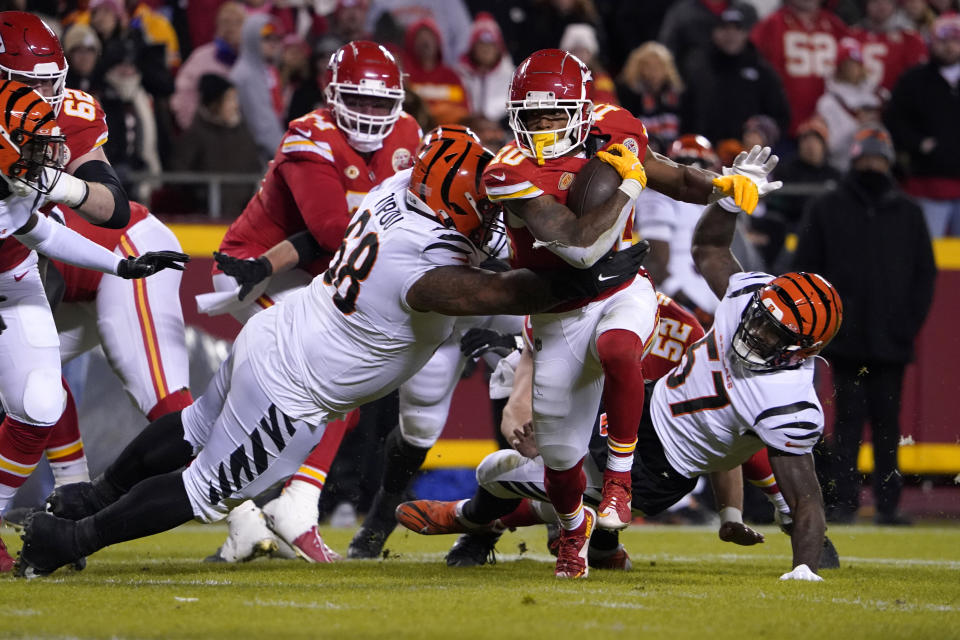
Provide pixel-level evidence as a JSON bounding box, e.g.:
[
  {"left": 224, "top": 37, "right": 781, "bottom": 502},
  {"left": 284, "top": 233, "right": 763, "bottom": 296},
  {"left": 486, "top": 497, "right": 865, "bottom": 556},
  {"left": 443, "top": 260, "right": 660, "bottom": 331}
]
[{"left": 933, "top": 238, "right": 960, "bottom": 269}]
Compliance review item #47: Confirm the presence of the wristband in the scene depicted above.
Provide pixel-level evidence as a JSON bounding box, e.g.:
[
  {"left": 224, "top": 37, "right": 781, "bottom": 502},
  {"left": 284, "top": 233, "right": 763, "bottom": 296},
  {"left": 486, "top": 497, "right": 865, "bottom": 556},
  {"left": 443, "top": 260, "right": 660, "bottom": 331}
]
[
  {"left": 717, "top": 196, "right": 742, "bottom": 213},
  {"left": 719, "top": 506, "right": 743, "bottom": 524},
  {"left": 618, "top": 178, "right": 643, "bottom": 201}
]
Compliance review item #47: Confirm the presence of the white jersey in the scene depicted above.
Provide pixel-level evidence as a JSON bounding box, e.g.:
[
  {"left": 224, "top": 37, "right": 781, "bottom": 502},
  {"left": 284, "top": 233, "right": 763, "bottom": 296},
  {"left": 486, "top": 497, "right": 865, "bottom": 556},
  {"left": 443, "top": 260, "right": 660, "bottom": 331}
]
[
  {"left": 634, "top": 189, "right": 718, "bottom": 314},
  {"left": 0, "top": 192, "right": 39, "bottom": 239},
  {"left": 243, "top": 183, "right": 482, "bottom": 425},
  {"left": 650, "top": 271, "right": 823, "bottom": 478}
]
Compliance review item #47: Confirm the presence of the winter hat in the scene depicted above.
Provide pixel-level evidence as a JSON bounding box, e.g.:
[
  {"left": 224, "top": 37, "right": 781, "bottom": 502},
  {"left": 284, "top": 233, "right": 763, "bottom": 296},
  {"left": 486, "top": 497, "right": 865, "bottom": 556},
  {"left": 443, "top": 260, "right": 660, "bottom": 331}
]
[
  {"left": 850, "top": 125, "right": 895, "bottom": 164},
  {"left": 199, "top": 73, "right": 234, "bottom": 107},
  {"left": 63, "top": 23, "right": 101, "bottom": 54}
]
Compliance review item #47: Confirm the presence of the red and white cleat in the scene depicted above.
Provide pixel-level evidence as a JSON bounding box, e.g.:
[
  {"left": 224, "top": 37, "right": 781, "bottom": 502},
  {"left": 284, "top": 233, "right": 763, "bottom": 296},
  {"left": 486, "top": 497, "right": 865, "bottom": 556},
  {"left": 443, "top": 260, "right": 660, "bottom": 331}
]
[
  {"left": 262, "top": 494, "right": 340, "bottom": 564},
  {"left": 597, "top": 478, "right": 632, "bottom": 530},
  {"left": 287, "top": 526, "right": 342, "bottom": 563},
  {"left": 554, "top": 506, "right": 595, "bottom": 579}
]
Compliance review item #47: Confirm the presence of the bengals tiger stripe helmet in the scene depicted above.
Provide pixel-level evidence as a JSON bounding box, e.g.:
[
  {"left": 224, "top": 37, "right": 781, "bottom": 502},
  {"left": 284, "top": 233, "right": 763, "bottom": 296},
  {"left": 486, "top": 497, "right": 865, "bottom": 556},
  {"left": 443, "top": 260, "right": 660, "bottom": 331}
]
[
  {"left": 407, "top": 138, "right": 494, "bottom": 239},
  {"left": 415, "top": 124, "right": 482, "bottom": 158},
  {"left": 0, "top": 79, "right": 65, "bottom": 192},
  {"left": 732, "top": 272, "right": 843, "bottom": 372}
]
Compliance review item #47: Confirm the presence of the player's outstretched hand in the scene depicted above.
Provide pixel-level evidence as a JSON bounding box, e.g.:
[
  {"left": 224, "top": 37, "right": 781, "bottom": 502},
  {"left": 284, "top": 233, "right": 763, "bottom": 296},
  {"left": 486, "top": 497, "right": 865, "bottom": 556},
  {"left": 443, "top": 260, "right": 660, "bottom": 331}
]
[
  {"left": 596, "top": 143, "right": 647, "bottom": 188},
  {"left": 719, "top": 521, "right": 765, "bottom": 546},
  {"left": 779, "top": 564, "right": 823, "bottom": 582},
  {"left": 460, "top": 328, "right": 519, "bottom": 360},
  {"left": 117, "top": 251, "right": 190, "bottom": 279},
  {"left": 556, "top": 240, "right": 650, "bottom": 300},
  {"left": 214, "top": 252, "right": 272, "bottom": 300}
]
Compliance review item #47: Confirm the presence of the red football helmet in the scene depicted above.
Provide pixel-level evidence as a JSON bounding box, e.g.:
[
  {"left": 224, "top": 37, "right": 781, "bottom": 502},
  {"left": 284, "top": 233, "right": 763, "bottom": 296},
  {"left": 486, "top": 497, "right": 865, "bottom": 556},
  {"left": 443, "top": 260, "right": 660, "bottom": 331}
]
[
  {"left": 0, "top": 80, "right": 65, "bottom": 192},
  {"left": 408, "top": 138, "right": 494, "bottom": 240},
  {"left": 0, "top": 12, "right": 68, "bottom": 115},
  {"left": 507, "top": 49, "right": 594, "bottom": 164},
  {"left": 668, "top": 134, "right": 720, "bottom": 172},
  {"left": 732, "top": 272, "right": 843, "bottom": 372},
  {"left": 323, "top": 40, "right": 404, "bottom": 151}
]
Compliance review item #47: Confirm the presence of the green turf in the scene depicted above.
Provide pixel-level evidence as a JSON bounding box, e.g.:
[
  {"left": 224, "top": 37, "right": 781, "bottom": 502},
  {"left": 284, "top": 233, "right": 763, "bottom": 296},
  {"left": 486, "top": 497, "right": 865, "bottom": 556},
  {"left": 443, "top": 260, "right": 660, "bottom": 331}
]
[{"left": 2, "top": 521, "right": 959, "bottom": 640}]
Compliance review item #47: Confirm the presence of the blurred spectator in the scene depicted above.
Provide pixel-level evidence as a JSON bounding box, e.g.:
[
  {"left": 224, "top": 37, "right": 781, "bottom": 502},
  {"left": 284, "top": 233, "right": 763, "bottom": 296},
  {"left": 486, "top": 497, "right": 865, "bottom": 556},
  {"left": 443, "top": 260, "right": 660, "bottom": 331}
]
[
  {"left": 660, "top": 0, "right": 730, "bottom": 73},
  {"left": 185, "top": 0, "right": 224, "bottom": 51},
  {"left": 615, "top": 42, "right": 683, "bottom": 151},
  {"left": 402, "top": 18, "right": 469, "bottom": 125},
  {"left": 715, "top": 138, "right": 744, "bottom": 166},
  {"left": 454, "top": 12, "right": 514, "bottom": 123},
  {"left": 682, "top": 4, "right": 790, "bottom": 145},
  {"left": 793, "top": 125, "right": 936, "bottom": 526},
  {"left": 816, "top": 37, "right": 883, "bottom": 172},
  {"left": 62, "top": 23, "right": 101, "bottom": 95},
  {"left": 751, "top": 0, "right": 849, "bottom": 137},
  {"left": 461, "top": 114, "right": 509, "bottom": 151},
  {"left": 559, "top": 23, "right": 618, "bottom": 104},
  {"left": 900, "top": 0, "right": 938, "bottom": 38},
  {"left": 127, "top": 0, "right": 181, "bottom": 69},
  {"left": 742, "top": 114, "right": 781, "bottom": 150},
  {"left": 365, "top": 0, "right": 472, "bottom": 64},
  {"left": 595, "top": 0, "right": 672, "bottom": 74},
  {"left": 90, "top": 0, "right": 174, "bottom": 100},
  {"left": 514, "top": 0, "right": 605, "bottom": 61},
  {"left": 851, "top": 0, "right": 927, "bottom": 93},
  {"left": 230, "top": 14, "right": 285, "bottom": 163},
  {"left": 329, "top": 0, "right": 372, "bottom": 44},
  {"left": 402, "top": 88, "right": 435, "bottom": 132},
  {"left": 286, "top": 35, "right": 341, "bottom": 122},
  {"left": 930, "top": 0, "right": 960, "bottom": 15},
  {"left": 171, "top": 1, "right": 246, "bottom": 132},
  {"left": 173, "top": 74, "right": 262, "bottom": 216},
  {"left": 462, "top": 0, "right": 535, "bottom": 65},
  {"left": 764, "top": 117, "right": 841, "bottom": 266},
  {"left": 886, "top": 13, "right": 960, "bottom": 237},
  {"left": 279, "top": 34, "right": 310, "bottom": 115}
]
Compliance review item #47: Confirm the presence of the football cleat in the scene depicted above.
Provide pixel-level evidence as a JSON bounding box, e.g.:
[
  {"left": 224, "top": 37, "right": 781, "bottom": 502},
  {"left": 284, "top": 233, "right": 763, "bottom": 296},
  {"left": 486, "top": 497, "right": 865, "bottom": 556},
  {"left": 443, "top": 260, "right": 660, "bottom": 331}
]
[
  {"left": 347, "top": 489, "right": 402, "bottom": 559},
  {"left": 588, "top": 543, "right": 632, "bottom": 571},
  {"left": 204, "top": 500, "right": 277, "bottom": 563},
  {"left": 597, "top": 477, "right": 632, "bottom": 530},
  {"left": 396, "top": 499, "right": 471, "bottom": 535},
  {"left": 46, "top": 481, "right": 111, "bottom": 521},
  {"left": 554, "top": 506, "right": 596, "bottom": 579},
  {"left": 262, "top": 496, "right": 340, "bottom": 564},
  {"left": 445, "top": 532, "right": 501, "bottom": 567},
  {"left": 14, "top": 512, "right": 83, "bottom": 578},
  {"left": 820, "top": 535, "right": 840, "bottom": 570},
  {"left": 287, "top": 526, "right": 342, "bottom": 563}
]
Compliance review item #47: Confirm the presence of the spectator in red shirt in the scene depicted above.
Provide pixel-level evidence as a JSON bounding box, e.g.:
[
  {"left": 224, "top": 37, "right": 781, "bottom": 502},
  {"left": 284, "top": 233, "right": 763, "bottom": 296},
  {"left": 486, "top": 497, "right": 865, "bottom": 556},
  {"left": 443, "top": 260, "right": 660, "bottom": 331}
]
[
  {"left": 751, "top": 0, "right": 849, "bottom": 137},
  {"left": 455, "top": 12, "right": 515, "bottom": 124},
  {"left": 402, "top": 18, "right": 469, "bottom": 125},
  {"left": 851, "top": 0, "right": 927, "bottom": 94}
]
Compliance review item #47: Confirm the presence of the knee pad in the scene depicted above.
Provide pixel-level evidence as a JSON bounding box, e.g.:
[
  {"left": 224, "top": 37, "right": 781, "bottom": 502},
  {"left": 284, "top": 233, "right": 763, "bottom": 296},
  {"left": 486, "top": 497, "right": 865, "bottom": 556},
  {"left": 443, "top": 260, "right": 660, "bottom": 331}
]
[
  {"left": 398, "top": 406, "right": 446, "bottom": 449},
  {"left": 18, "top": 368, "right": 66, "bottom": 426},
  {"left": 475, "top": 449, "right": 529, "bottom": 492}
]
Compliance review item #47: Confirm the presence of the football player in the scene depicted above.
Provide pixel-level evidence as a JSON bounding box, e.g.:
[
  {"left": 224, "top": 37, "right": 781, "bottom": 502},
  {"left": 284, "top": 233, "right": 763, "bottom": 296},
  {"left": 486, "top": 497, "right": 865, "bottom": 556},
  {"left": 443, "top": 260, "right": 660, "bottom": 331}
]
[
  {"left": 400, "top": 146, "right": 838, "bottom": 581},
  {"left": 210, "top": 40, "right": 421, "bottom": 321},
  {"left": 15, "top": 138, "right": 647, "bottom": 577},
  {"left": 482, "top": 49, "right": 778, "bottom": 578},
  {"left": 0, "top": 82, "right": 187, "bottom": 572}
]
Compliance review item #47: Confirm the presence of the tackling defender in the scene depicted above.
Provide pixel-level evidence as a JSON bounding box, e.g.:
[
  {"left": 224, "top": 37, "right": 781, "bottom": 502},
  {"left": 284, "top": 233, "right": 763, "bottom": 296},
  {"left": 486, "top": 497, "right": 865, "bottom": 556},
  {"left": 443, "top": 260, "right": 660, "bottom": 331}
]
[{"left": 15, "top": 138, "right": 647, "bottom": 577}]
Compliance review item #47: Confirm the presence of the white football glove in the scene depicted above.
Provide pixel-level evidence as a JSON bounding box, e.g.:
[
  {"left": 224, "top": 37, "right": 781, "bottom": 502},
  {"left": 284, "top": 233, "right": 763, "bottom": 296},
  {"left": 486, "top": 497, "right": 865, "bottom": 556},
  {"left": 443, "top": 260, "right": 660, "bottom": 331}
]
[
  {"left": 0, "top": 171, "right": 37, "bottom": 198},
  {"left": 723, "top": 144, "right": 783, "bottom": 198},
  {"left": 39, "top": 167, "right": 89, "bottom": 209},
  {"left": 779, "top": 564, "right": 824, "bottom": 582}
]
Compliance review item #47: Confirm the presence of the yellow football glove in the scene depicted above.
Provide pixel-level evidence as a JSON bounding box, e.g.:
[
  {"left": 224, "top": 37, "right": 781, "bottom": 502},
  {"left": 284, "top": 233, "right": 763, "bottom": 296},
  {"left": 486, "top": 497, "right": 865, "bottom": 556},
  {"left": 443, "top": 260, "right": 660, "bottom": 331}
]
[
  {"left": 712, "top": 174, "right": 759, "bottom": 215},
  {"left": 596, "top": 143, "right": 647, "bottom": 188}
]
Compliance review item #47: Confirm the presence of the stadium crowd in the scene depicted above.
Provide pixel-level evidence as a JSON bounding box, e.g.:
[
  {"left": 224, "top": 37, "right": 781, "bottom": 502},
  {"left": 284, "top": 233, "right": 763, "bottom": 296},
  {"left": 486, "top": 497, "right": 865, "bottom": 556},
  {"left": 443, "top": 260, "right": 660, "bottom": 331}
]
[{"left": 0, "top": 0, "right": 952, "bottom": 581}]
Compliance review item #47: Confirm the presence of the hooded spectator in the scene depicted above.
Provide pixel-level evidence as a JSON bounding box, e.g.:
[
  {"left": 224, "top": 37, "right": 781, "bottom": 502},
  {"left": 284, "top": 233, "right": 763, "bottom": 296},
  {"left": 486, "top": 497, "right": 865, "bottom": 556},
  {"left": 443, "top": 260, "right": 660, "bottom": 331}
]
[
  {"left": 63, "top": 23, "right": 102, "bottom": 95},
  {"left": 817, "top": 37, "right": 883, "bottom": 171},
  {"left": 173, "top": 74, "right": 262, "bottom": 216},
  {"left": 230, "top": 13, "right": 285, "bottom": 163},
  {"left": 286, "top": 35, "right": 341, "bottom": 122},
  {"left": 559, "top": 22, "right": 618, "bottom": 105},
  {"left": 455, "top": 12, "right": 514, "bottom": 123},
  {"left": 365, "top": 0, "right": 472, "bottom": 64},
  {"left": 616, "top": 42, "right": 683, "bottom": 151},
  {"left": 171, "top": 1, "right": 246, "bottom": 131},
  {"left": 402, "top": 18, "right": 469, "bottom": 125}
]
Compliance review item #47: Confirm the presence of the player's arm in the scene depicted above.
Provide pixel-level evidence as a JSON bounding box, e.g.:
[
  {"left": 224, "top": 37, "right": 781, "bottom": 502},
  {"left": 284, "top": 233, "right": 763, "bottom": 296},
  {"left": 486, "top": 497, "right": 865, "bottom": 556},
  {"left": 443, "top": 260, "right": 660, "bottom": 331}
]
[
  {"left": 278, "top": 160, "right": 353, "bottom": 254},
  {"left": 768, "top": 449, "right": 826, "bottom": 575},
  {"left": 406, "top": 241, "right": 648, "bottom": 315},
  {"left": 500, "top": 347, "right": 538, "bottom": 458},
  {"left": 711, "top": 467, "right": 765, "bottom": 546},
  {"left": 48, "top": 147, "right": 131, "bottom": 229}
]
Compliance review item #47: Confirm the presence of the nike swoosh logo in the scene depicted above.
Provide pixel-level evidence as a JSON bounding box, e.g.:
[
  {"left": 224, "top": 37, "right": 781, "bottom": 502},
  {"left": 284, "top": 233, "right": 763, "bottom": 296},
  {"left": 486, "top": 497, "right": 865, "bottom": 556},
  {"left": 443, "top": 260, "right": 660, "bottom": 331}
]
[
  {"left": 490, "top": 173, "right": 506, "bottom": 181},
  {"left": 13, "top": 271, "right": 28, "bottom": 282},
  {"left": 597, "top": 274, "right": 620, "bottom": 282}
]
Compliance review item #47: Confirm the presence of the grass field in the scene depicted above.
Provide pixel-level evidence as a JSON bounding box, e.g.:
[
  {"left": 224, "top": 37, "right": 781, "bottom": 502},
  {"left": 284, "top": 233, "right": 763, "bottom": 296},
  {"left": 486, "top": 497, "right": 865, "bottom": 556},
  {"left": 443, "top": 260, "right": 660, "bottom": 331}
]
[{"left": 2, "top": 521, "right": 959, "bottom": 640}]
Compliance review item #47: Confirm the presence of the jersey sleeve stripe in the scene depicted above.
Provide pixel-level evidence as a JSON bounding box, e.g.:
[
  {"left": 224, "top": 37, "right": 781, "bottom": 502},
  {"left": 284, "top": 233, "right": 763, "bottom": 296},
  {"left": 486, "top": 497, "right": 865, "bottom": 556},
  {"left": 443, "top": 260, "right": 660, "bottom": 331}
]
[
  {"left": 94, "top": 131, "right": 109, "bottom": 148},
  {"left": 779, "top": 430, "right": 821, "bottom": 441},
  {"left": 486, "top": 182, "right": 543, "bottom": 200},
  {"left": 728, "top": 283, "right": 765, "bottom": 298},
  {"left": 423, "top": 242, "right": 473, "bottom": 255},
  {"left": 436, "top": 233, "right": 473, "bottom": 247},
  {"left": 754, "top": 401, "right": 820, "bottom": 425}
]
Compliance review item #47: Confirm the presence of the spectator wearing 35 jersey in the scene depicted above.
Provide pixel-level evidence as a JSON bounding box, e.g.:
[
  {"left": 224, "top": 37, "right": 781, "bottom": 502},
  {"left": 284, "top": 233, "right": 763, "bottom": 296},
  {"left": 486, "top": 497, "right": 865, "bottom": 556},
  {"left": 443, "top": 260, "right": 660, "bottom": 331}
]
[{"left": 212, "top": 40, "right": 421, "bottom": 324}]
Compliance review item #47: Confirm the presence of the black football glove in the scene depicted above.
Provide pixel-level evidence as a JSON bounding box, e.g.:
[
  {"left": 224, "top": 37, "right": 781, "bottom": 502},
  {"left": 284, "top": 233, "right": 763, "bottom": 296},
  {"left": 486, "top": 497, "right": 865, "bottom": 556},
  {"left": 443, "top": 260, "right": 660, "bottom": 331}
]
[
  {"left": 214, "top": 251, "right": 272, "bottom": 300},
  {"left": 116, "top": 251, "right": 190, "bottom": 279},
  {"left": 550, "top": 240, "right": 650, "bottom": 300},
  {"left": 460, "top": 328, "right": 520, "bottom": 360}
]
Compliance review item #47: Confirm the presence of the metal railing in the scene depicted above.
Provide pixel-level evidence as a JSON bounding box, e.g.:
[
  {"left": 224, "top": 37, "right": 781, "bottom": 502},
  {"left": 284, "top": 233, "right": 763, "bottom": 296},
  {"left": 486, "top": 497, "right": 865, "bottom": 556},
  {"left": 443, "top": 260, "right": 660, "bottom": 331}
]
[{"left": 127, "top": 170, "right": 835, "bottom": 219}]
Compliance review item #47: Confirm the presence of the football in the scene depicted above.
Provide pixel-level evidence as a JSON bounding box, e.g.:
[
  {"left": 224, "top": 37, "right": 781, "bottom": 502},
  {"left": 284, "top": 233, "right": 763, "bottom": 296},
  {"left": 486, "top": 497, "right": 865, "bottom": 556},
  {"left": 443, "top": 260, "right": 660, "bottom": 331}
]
[{"left": 566, "top": 156, "right": 622, "bottom": 217}]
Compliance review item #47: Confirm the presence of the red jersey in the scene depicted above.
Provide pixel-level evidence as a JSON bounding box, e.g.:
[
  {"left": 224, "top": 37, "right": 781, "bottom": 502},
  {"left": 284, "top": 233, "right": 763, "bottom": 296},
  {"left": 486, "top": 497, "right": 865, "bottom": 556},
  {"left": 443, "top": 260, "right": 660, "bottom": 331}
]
[
  {"left": 53, "top": 201, "right": 150, "bottom": 303},
  {"left": 218, "top": 108, "right": 421, "bottom": 276},
  {"left": 641, "top": 292, "right": 706, "bottom": 383},
  {"left": 752, "top": 7, "right": 849, "bottom": 136},
  {"left": 483, "top": 104, "right": 647, "bottom": 310},
  {"left": 849, "top": 26, "right": 927, "bottom": 93},
  {"left": 0, "top": 88, "right": 108, "bottom": 272}
]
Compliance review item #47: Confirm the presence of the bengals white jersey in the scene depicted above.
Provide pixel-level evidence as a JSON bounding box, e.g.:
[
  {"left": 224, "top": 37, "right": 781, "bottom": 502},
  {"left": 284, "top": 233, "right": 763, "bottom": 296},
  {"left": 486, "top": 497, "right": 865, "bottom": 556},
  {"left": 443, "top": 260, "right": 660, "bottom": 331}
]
[
  {"left": 650, "top": 272, "right": 823, "bottom": 478},
  {"left": 242, "top": 183, "right": 483, "bottom": 425}
]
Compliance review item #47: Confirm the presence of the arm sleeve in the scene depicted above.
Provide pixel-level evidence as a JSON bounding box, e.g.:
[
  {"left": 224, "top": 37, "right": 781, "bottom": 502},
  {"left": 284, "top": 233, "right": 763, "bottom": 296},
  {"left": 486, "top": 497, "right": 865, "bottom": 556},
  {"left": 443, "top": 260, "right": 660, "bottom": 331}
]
[
  {"left": 277, "top": 159, "right": 352, "bottom": 254},
  {"left": 751, "top": 397, "right": 824, "bottom": 456},
  {"left": 15, "top": 214, "right": 121, "bottom": 274}
]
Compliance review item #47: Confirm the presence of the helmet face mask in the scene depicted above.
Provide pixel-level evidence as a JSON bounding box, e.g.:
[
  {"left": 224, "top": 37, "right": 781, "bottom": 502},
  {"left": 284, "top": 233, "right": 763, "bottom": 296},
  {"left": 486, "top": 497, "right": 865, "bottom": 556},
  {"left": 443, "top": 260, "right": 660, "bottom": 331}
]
[
  {"left": 732, "top": 293, "right": 813, "bottom": 372},
  {"left": 0, "top": 80, "right": 65, "bottom": 194}
]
